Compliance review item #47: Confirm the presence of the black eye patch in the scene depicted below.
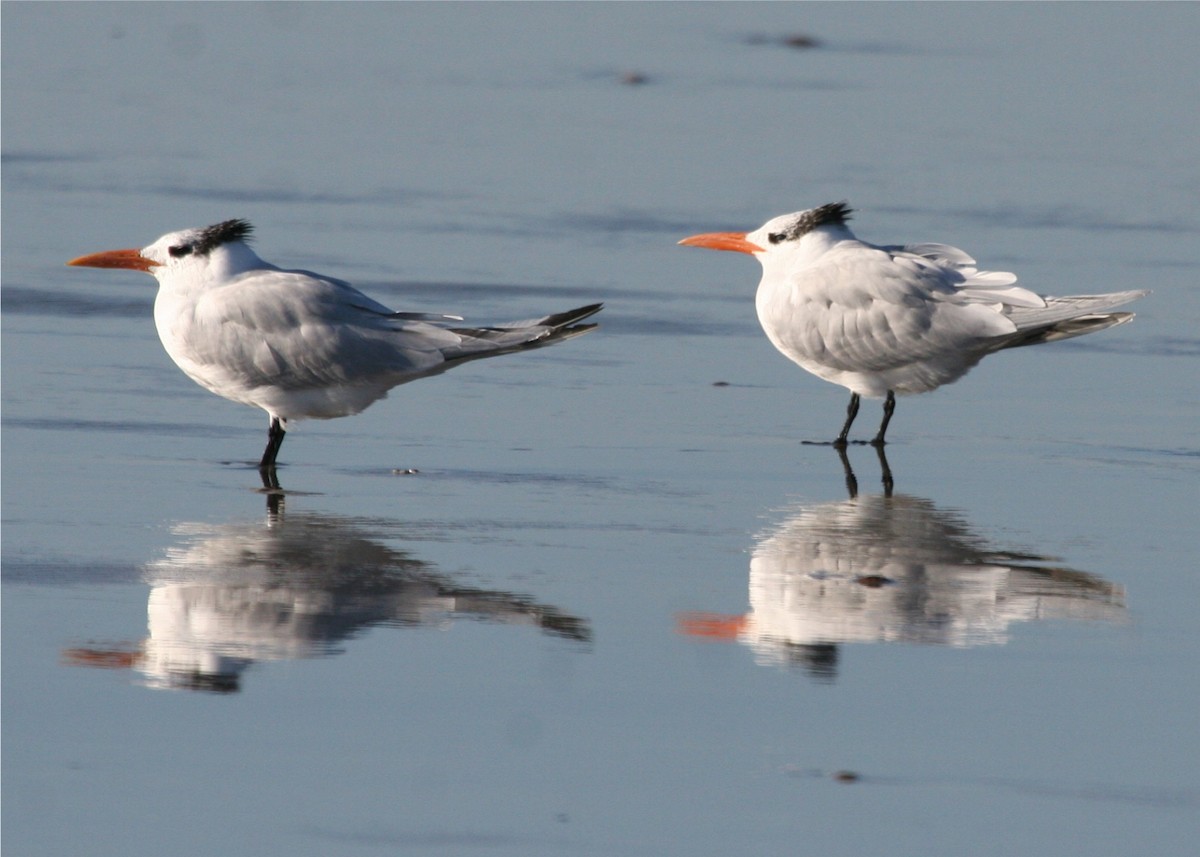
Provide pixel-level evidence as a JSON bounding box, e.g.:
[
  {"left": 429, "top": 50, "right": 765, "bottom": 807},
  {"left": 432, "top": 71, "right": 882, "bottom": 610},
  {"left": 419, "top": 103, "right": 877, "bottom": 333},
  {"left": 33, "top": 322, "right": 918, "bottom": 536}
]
[
  {"left": 768, "top": 233, "right": 785, "bottom": 244},
  {"left": 168, "top": 244, "right": 194, "bottom": 258}
]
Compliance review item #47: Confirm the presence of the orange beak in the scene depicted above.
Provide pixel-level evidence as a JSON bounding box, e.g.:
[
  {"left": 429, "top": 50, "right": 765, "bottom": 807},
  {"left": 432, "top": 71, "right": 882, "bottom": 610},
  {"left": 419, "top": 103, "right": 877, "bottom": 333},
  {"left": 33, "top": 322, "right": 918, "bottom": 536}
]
[
  {"left": 677, "top": 231, "right": 763, "bottom": 255},
  {"left": 67, "top": 248, "right": 160, "bottom": 273}
]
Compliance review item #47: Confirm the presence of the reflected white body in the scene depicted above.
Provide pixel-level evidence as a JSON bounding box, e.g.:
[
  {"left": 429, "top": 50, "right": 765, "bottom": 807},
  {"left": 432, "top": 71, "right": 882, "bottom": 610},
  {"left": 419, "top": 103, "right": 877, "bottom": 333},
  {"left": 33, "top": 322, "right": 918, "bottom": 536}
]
[
  {"left": 66, "top": 511, "right": 588, "bottom": 691},
  {"left": 679, "top": 492, "right": 1126, "bottom": 674},
  {"left": 742, "top": 494, "right": 1125, "bottom": 656}
]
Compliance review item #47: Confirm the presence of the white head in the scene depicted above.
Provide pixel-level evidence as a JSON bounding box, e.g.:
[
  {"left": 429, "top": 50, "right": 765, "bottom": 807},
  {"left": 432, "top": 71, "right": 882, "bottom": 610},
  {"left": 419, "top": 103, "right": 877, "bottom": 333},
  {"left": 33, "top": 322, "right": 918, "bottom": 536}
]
[
  {"left": 679, "top": 202, "right": 856, "bottom": 274},
  {"left": 68, "top": 219, "right": 267, "bottom": 285}
]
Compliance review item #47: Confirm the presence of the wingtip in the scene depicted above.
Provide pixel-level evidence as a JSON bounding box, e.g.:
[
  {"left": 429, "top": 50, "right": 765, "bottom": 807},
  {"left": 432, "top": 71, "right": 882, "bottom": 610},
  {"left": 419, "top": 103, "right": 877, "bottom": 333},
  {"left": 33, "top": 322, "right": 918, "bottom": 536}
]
[{"left": 548, "top": 302, "right": 604, "bottom": 328}]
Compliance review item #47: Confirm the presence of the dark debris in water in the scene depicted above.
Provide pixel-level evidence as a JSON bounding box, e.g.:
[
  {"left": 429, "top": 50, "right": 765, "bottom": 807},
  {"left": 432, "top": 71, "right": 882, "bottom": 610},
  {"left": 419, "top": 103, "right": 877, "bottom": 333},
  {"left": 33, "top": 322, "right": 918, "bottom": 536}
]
[
  {"left": 785, "top": 766, "right": 867, "bottom": 784},
  {"left": 783, "top": 34, "right": 821, "bottom": 49},
  {"left": 745, "top": 32, "right": 822, "bottom": 50},
  {"left": 782, "top": 766, "right": 1198, "bottom": 808}
]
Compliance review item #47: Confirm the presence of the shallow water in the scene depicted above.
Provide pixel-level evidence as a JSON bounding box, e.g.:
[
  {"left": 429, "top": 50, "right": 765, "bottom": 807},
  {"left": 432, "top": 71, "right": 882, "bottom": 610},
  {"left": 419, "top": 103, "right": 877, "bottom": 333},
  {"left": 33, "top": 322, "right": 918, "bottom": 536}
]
[{"left": 4, "top": 4, "right": 1199, "bottom": 856}]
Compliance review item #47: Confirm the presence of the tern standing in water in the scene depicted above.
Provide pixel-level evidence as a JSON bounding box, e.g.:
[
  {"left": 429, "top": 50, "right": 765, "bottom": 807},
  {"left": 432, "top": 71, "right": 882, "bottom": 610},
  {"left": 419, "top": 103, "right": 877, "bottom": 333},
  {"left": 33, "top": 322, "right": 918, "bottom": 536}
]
[
  {"left": 680, "top": 202, "right": 1146, "bottom": 446},
  {"left": 70, "top": 219, "right": 601, "bottom": 472}
]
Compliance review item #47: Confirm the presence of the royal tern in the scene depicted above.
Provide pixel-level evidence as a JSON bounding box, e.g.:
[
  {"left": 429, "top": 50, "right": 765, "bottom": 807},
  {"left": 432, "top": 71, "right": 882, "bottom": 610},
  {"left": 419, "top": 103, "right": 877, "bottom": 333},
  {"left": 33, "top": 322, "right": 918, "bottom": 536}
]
[
  {"left": 680, "top": 202, "right": 1146, "bottom": 446},
  {"left": 69, "top": 219, "right": 601, "bottom": 470}
]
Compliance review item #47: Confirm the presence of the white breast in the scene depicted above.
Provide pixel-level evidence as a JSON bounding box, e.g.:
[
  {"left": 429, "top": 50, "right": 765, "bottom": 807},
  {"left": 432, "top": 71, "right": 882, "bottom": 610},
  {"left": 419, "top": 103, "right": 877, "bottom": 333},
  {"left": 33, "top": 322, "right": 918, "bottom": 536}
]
[{"left": 755, "top": 240, "right": 1024, "bottom": 397}]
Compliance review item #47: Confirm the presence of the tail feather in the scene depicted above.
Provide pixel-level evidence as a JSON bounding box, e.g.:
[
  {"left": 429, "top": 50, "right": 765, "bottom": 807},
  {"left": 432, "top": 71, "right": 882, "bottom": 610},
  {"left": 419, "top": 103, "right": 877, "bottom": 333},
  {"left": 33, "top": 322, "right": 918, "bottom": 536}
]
[
  {"left": 443, "top": 303, "right": 602, "bottom": 362},
  {"left": 998, "top": 289, "right": 1146, "bottom": 350},
  {"left": 1007, "top": 290, "right": 1147, "bottom": 330},
  {"left": 1000, "top": 311, "right": 1136, "bottom": 350},
  {"left": 489, "top": 303, "right": 604, "bottom": 331}
]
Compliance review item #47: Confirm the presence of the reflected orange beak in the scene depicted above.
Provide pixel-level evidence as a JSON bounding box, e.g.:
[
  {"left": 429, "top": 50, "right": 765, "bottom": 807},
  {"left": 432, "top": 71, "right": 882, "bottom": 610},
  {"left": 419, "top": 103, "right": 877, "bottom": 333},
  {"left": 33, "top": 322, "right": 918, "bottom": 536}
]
[
  {"left": 675, "top": 612, "right": 749, "bottom": 640},
  {"left": 67, "top": 248, "right": 160, "bottom": 273},
  {"left": 677, "top": 231, "right": 763, "bottom": 255},
  {"left": 62, "top": 647, "right": 142, "bottom": 669}
]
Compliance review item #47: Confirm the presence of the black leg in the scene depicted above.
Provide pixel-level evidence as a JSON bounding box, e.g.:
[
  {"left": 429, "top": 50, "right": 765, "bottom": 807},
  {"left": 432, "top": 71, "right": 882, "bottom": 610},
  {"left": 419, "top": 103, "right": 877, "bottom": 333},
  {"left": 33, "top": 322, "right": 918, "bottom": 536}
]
[
  {"left": 834, "top": 392, "right": 861, "bottom": 448},
  {"left": 870, "top": 391, "right": 895, "bottom": 447},
  {"left": 260, "top": 416, "right": 286, "bottom": 470}
]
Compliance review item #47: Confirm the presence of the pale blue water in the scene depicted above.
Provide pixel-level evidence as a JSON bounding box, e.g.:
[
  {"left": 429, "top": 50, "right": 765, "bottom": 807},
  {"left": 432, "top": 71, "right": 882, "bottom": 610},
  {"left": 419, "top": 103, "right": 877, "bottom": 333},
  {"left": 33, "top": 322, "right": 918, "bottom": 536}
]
[{"left": 4, "top": 4, "right": 1198, "bottom": 856}]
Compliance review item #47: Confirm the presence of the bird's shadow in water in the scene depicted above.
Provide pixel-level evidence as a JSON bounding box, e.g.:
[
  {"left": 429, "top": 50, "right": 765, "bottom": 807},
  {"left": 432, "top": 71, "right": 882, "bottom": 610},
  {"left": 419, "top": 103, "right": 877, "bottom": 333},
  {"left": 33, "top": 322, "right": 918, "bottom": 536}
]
[
  {"left": 63, "top": 492, "right": 591, "bottom": 692},
  {"left": 677, "top": 444, "right": 1126, "bottom": 682}
]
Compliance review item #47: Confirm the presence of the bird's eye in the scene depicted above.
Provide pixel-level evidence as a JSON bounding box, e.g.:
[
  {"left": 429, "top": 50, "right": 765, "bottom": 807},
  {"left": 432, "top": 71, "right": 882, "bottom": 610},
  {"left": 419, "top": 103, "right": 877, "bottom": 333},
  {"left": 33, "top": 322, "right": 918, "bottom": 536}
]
[
  {"left": 767, "top": 232, "right": 785, "bottom": 244},
  {"left": 168, "top": 244, "right": 193, "bottom": 258}
]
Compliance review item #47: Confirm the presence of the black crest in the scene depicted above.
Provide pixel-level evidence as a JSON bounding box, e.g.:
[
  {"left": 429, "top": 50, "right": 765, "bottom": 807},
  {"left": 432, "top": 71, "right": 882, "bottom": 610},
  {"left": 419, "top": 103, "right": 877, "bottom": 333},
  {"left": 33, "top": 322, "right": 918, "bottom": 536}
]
[
  {"left": 770, "top": 202, "right": 853, "bottom": 244},
  {"left": 194, "top": 219, "right": 253, "bottom": 254},
  {"left": 170, "top": 219, "right": 254, "bottom": 258}
]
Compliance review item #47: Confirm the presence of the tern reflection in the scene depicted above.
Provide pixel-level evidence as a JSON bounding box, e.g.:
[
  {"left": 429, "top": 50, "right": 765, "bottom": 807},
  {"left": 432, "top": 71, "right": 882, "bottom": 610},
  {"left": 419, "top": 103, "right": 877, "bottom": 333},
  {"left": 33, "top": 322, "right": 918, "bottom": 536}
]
[
  {"left": 679, "top": 450, "right": 1125, "bottom": 681},
  {"left": 65, "top": 505, "right": 589, "bottom": 692}
]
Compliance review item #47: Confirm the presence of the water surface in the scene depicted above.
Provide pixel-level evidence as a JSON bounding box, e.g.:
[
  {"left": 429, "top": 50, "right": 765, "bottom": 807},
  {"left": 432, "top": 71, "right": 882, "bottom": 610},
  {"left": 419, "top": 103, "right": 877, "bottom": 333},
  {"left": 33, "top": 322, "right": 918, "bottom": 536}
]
[{"left": 4, "top": 4, "right": 1198, "bottom": 856}]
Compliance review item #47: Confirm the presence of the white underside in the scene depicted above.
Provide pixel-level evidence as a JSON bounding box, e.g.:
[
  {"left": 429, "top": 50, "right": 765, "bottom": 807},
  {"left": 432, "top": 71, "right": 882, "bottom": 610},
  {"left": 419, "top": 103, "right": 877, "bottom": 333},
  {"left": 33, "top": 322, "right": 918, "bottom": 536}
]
[{"left": 753, "top": 237, "right": 1144, "bottom": 397}]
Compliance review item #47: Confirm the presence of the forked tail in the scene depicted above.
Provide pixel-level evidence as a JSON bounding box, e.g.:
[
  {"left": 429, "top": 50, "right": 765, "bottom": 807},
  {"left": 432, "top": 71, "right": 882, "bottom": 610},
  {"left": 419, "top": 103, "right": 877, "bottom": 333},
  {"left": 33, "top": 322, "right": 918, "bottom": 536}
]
[
  {"left": 1000, "top": 290, "right": 1147, "bottom": 350},
  {"left": 443, "top": 303, "right": 603, "bottom": 361}
]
